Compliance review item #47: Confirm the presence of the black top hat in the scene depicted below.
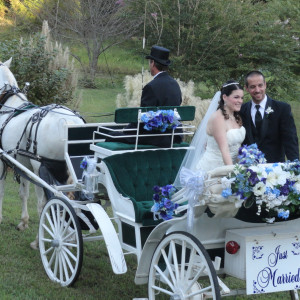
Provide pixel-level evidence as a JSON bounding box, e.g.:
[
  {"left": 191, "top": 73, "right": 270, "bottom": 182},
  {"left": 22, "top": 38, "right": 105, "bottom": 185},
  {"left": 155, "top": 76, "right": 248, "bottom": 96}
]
[{"left": 145, "top": 45, "right": 171, "bottom": 66}]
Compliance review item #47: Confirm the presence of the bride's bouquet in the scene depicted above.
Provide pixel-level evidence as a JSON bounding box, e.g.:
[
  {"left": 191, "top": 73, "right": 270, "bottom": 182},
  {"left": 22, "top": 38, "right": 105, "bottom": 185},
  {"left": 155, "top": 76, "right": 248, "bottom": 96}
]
[{"left": 222, "top": 144, "right": 300, "bottom": 223}]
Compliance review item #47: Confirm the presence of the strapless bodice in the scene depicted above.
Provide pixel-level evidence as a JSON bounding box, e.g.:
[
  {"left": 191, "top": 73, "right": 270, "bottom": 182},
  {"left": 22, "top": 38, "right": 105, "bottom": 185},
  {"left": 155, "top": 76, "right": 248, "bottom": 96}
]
[{"left": 196, "top": 126, "right": 246, "bottom": 171}]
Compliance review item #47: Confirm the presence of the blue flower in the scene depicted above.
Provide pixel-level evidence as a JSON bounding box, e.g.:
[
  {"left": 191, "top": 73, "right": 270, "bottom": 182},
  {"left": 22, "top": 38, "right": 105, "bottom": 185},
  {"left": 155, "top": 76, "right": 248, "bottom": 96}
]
[
  {"left": 278, "top": 210, "right": 290, "bottom": 220},
  {"left": 222, "top": 188, "right": 232, "bottom": 198},
  {"left": 142, "top": 110, "right": 181, "bottom": 132},
  {"left": 151, "top": 184, "right": 177, "bottom": 221},
  {"left": 80, "top": 158, "right": 88, "bottom": 169}
]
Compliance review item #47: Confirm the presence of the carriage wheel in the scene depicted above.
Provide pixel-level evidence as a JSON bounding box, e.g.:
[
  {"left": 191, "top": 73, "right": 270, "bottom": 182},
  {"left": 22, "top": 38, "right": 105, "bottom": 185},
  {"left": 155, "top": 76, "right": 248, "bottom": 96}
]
[
  {"left": 39, "top": 197, "right": 83, "bottom": 286},
  {"left": 148, "top": 231, "right": 221, "bottom": 300}
]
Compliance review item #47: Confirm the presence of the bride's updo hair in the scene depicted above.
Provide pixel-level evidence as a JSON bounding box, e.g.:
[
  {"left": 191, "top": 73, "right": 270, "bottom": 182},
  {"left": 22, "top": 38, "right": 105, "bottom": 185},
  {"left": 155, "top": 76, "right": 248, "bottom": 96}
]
[{"left": 218, "top": 80, "right": 243, "bottom": 125}]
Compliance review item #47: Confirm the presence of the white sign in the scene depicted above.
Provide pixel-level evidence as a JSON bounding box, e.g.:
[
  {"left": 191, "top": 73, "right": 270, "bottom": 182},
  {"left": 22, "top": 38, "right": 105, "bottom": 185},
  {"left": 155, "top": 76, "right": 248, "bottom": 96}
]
[{"left": 246, "top": 237, "right": 300, "bottom": 295}]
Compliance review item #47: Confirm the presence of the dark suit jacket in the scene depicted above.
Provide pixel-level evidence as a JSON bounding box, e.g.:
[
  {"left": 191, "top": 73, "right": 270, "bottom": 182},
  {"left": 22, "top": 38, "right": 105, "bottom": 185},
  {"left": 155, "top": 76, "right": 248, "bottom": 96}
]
[
  {"left": 141, "top": 72, "right": 182, "bottom": 107},
  {"left": 138, "top": 72, "right": 183, "bottom": 147},
  {"left": 240, "top": 96, "right": 299, "bottom": 163}
]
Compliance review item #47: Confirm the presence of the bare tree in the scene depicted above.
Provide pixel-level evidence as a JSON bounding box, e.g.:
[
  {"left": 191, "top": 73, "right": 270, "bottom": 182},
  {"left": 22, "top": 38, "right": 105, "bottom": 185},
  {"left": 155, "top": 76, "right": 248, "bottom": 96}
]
[{"left": 26, "top": 0, "right": 141, "bottom": 80}]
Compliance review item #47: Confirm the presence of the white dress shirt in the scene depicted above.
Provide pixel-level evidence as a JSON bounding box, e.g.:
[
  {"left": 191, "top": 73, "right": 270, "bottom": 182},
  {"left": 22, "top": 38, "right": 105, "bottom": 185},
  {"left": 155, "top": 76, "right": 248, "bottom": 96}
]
[{"left": 251, "top": 95, "right": 267, "bottom": 126}]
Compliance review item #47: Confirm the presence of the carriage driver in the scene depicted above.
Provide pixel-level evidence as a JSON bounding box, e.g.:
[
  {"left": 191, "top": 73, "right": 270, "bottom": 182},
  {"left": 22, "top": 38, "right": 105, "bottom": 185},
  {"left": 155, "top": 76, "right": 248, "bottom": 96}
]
[{"left": 106, "top": 45, "right": 183, "bottom": 148}]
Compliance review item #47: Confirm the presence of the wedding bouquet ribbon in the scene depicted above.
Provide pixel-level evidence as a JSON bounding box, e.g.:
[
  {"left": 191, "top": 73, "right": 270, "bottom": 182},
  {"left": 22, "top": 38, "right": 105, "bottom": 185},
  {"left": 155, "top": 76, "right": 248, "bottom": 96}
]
[{"left": 180, "top": 167, "right": 206, "bottom": 231}]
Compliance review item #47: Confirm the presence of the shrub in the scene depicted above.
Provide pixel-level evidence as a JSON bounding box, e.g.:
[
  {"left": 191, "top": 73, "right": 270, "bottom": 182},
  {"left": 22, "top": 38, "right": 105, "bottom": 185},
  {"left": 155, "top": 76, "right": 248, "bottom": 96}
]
[{"left": 0, "top": 21, "right": 79, "bottom": 107}]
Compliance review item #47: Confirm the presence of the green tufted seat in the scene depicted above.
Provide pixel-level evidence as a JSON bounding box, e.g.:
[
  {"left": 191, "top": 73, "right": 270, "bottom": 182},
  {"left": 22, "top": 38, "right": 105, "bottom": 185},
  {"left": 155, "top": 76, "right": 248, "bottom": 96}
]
[{"left": 103, "top": 149, "right": 187, "bottom": 225}]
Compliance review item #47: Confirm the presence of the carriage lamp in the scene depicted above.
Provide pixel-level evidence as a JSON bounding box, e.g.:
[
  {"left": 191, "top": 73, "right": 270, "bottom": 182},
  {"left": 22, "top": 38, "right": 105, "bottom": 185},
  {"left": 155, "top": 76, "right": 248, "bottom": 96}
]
[{"left": 226, "top": 240, "right": 240, "bottom": 254}]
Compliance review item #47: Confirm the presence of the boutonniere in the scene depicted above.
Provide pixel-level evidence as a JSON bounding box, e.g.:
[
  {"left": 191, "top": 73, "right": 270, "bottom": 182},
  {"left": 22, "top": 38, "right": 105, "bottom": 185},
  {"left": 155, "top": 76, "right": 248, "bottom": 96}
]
[{"left": 265, "top": 106, "right": 274, "bottom": 117}]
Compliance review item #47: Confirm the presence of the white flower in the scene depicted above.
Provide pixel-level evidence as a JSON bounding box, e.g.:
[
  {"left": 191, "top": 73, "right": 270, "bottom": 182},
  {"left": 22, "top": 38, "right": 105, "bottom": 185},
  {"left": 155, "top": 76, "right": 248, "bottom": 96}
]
[
  {"left": 265, "top": 107, "right": 274, "bottom": 115},
  {"left": 265, "top": 217, "right": 275, "bottom": 224},
  {"left": 253, "top": 182, "right": 266, "bottom": 196},
  {"left": 294, "top": 175, "right": 300, "bottom": 192},
  {"left": 221, "top": 177, "right": 235, "bottom": 189},
  {"left": 266, "top": 166, "right": 290, "bottom": 186}
]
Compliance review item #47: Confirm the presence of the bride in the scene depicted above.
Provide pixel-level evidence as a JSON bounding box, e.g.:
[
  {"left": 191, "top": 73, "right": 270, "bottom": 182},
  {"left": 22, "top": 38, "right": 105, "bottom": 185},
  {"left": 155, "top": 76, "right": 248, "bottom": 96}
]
[{"left": 174, "top": 80, "right": 245, "bottom": 187}]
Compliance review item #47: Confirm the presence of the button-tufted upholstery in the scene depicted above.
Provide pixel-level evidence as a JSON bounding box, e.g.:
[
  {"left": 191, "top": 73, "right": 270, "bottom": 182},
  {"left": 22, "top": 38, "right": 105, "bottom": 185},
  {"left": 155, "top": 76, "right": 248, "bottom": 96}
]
[{"left": 103, "top": 149, "right": 186, "bottom": 224}]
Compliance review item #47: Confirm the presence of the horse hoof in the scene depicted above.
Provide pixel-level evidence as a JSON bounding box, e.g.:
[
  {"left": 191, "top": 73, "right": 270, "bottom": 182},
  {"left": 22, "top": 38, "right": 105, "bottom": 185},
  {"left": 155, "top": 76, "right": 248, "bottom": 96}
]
[
  {"left": 30, "top": 240, "right": 39, "bottom": 250},
  {"left": 16, "top": 223, "right": 28, "bottom": 231}
]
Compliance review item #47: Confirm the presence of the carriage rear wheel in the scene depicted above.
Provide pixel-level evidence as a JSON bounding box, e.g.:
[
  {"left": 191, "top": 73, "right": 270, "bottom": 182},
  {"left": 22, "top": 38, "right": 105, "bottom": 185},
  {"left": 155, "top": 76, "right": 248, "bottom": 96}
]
[
  {"left": 39, "top": 197, "right": 83, "bottom": 286},
  {"left": 148, "top": 231, "right": 221, "bottom": 300}
]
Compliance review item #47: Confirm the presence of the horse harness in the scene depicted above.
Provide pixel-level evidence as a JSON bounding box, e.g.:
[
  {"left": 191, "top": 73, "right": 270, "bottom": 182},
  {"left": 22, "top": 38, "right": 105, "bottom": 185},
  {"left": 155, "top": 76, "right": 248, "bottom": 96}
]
[{"left": 0, "top": 87, "right": 84, "bottom": 164}]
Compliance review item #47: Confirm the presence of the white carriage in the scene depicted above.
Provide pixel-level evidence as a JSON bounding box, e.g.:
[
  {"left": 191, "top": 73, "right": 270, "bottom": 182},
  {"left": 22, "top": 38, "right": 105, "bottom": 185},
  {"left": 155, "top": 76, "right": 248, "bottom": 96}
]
[{"left": 1, "top": 104, "right": 300, "bottom": 300}]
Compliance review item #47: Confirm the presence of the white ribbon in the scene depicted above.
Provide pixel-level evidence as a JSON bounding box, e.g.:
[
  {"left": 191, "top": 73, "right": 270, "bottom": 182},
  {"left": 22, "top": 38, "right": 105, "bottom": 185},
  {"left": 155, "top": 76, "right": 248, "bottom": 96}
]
[
  {"left": 82, "top": 157, "right": 97, "bottom": 200},
  {"left": 180, "top": 167, "right": 206, "bottom": 231}
]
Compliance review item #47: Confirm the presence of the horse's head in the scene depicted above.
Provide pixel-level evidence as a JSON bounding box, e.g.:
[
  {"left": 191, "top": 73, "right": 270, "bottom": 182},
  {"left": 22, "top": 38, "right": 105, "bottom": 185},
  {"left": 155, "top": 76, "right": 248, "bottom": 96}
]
[{"left": 0, "top": 58, "right": 18, "bottom": 93}]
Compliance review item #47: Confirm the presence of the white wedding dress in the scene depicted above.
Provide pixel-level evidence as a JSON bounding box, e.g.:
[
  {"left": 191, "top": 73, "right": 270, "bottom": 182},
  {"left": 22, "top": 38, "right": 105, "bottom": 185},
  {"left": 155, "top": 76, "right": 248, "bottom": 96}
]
[{"left": 196, "top": 126, "right": 246, "bottom": 172}]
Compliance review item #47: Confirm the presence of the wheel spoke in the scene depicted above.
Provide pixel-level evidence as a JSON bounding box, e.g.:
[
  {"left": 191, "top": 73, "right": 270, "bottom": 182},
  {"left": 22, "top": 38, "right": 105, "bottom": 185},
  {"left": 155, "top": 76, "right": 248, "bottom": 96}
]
[
  {"left": 42, "top": 223, "right": 55, "bottom": 238},
  {"left": 170, "top": 240, "right": 180, "bottom": 281},
  {"left": 62, "top": 247, "right": 75, "bottom": 273},
  {"left": 53, "top": 251, "right": 59, "bottom": 277},
  {"left": 42, "top": 245, "right": 54, "bottom": 256},
  {"left": 62, "top": 228, "right": 76, "bottom": 242},
  {"left": 56, "top": 204, "right": 61, "bottom": 233},
  {"left": 62, "top": 245, "right": 78, "bottom": 262},
  {"left": 154, "top": 264, "right": 175, "bottom": 292},
  {"left": 45, "top": 211, "right": 55, "bottom": 234},
  {"left": 187, "top": 285, "right": 213, "bottom": 298},
  {"left": 180, "top": 240, "right": 187, "bottom": 281},
  {"left": 60, "top": 250, "right": 70, "bottom": 282},
  {"left": 61, "top": 217, "right": 73, "bottom": 237},
  {"left": 150, "top": 283, "right": 174, "bottom": 296},
  {"left": 47, "top": 248, "right": 56, "bottom": 268},
  {"left": 161, "top": 248, "right": 177, "bottom": 286},
  {"left": 185, "top": 264, "right": 206, "bottom": 293},
  {"left": 185, "top": 247, "right": 196, "bottom": 281},
  {"left": 50, "top": 205, "right": 58, "bottom": 233},
  {"left": 59, "top": 252, "right": 63, "bottom": 282}
]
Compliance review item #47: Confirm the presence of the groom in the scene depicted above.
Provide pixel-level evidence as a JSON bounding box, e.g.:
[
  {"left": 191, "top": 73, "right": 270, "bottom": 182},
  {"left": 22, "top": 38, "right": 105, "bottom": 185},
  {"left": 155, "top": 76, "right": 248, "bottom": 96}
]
[{"left": 240, "top": 70, "right": 299, "bottom": 163}]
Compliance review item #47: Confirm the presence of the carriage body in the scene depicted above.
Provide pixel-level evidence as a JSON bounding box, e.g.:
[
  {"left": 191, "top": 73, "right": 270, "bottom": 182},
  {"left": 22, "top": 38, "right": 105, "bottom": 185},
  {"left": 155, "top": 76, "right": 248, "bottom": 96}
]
[{"left": 1, "top": 101, "right": 299, "bottom": 299}]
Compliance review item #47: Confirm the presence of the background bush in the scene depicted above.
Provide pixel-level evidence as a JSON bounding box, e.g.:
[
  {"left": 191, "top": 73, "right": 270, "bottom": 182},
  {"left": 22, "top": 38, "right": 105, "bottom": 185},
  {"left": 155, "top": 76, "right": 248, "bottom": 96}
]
[{"left": 0, "top": 21, "right": 79, "bottom": 106}]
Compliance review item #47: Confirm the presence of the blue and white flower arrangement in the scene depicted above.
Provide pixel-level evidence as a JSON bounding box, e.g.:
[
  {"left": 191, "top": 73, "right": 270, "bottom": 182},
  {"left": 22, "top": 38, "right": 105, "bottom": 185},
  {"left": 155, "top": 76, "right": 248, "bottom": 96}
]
[
  {"left": 151, "top": 184, "right": 178, "bottom": 220},
  {"left": 222, "top": 144, "right": 300, "bottom": 222},
  {"left": 141, "top": 110, "right": 181, "bottom": 132}
]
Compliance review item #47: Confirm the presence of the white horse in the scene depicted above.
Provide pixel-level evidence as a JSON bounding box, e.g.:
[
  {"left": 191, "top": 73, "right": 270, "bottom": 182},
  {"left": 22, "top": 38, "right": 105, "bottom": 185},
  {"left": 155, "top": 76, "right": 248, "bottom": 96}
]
[{"left": 0, "top": 58, "right": 85, "bottom": 248}]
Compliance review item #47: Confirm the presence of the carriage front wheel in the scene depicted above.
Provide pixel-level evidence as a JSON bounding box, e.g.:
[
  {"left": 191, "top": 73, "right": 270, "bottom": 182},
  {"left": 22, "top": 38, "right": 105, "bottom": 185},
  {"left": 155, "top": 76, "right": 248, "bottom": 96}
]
[
  {"left": 39, "top": 197, "right": 83, "bottom": 286},
  {"left": 148, "top": 231, "right": 221, "bottom": 299}
]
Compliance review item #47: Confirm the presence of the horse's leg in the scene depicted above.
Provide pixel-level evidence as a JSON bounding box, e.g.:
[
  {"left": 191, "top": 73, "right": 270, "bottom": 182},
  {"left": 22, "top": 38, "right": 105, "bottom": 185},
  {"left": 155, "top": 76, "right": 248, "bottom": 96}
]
[{"left": 16, "top": 177, "right": 30, "bottom": 231}]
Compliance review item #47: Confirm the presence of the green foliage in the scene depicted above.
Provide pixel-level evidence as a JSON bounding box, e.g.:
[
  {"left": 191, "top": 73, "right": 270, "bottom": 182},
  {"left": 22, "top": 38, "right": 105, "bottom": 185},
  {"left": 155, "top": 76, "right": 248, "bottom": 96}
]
[
  {"left": 0, "top": 34, "right": 77, "bottom": 106},
  {"left": 134, "top": 0, "right": 300, "bottom": 101}
]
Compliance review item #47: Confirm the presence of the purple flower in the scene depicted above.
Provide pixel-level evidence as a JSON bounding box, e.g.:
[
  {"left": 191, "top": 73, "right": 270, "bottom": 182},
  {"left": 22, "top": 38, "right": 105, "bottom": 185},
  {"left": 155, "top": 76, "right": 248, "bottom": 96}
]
[
  {"left": 248, "top": 169, "right": 259, "bottom": 185},
  {"left": 280, "top": 182, "right": 290, "bottom": 196},
  {"left": 80, "top": 159, "right": 87, "bottom": 169},
  {"left": 153, "top": 185, "right": 160, "bottom": 193}
]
